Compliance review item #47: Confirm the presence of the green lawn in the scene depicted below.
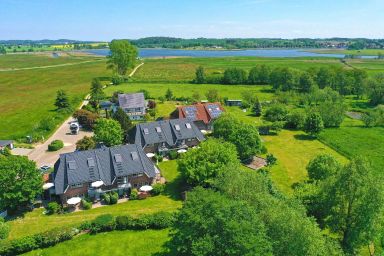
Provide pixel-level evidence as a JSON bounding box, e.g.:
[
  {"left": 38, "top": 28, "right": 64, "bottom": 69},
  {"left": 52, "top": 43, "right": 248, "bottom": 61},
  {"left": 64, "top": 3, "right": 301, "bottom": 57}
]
[
  {"left": 263, "top": 130, "right": 347, "bottom": 194},
  {"left": 105, "top": 83, "right": 274, "bottom": 102},
  {"left": 23, "top": 229, "right": 170, "bottom": 256},
  {"left": 318, "top": 126, "right": 384, "bottom": 173},
  {"left": 0, "top": 54, "right": 108, "bottom": 140}
]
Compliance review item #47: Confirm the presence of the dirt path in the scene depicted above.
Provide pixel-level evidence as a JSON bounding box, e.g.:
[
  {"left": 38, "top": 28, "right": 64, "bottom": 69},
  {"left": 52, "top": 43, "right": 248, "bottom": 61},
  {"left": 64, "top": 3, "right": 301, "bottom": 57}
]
[
  {"left": 0, "top": 59, "right": 104, "bottom": 72},
  {"left": 129, "top": 62, "right": 144, "bottom": 77}
]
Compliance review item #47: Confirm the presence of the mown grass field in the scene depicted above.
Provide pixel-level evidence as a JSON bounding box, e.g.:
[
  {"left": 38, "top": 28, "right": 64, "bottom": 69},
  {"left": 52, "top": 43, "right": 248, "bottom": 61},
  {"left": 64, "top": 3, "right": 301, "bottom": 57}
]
[
  {"left": 23, "top": 229, "right": 170, "bottom": 256},
  {"left": 309, "top": 48, "right": 384, "bottom": 56},
  {"left": 0, "top": 55, "right": 108, "bottom": 140},
  {"left": 8, "top": 161, "right": 181, "bottom": 240}
]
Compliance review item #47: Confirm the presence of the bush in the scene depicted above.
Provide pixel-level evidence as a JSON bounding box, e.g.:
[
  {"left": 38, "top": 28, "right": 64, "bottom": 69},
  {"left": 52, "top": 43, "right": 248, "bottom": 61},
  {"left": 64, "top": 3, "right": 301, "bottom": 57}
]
[
  {"left": 151, "top": 184, "right": 165, "bottom": 196},
  {"left": 101, "top": 193, "right": 111, "bottom": 205},
  {"left": 111, "top": 75, "right": 124, "bottom": 85},
  {"left": 34, "top": 227, "right": 76, "bottom": 248},
  {"left": 90, "top": 214, "right": 116, "bottom": 234},
  {"left": 146, "top": 212, "right": 175, "bottom": 229},
  {"left": 116, "top": 215, "right": 135, "bottom": 230},
  {"left": 130, "top": 189, "right": 139, "bottom": 200},
  {"left": 285, "top": 110, "right": 306, "bottom": 129},
  {"left": 264, "top": 104, "right": 288, "bottom": 122},
  {"left": 109, "top": 192, "right": 118, "bottom": 204},
  {"left": 81, "top": 199, "right": 92, "bottom": 210},
  {"left": 48, "top": 140, "right": 64, "bottom": 151},
  {"left": 0, "top": 218, "right": 9, "bottom": 240},
  {"left": 168, "top": 150, "right": 178, "bottom": 160},
  {"left": 9, "top": 236, "right": 38, "bottom": 255},
  {"left": 154, "top": 154, "right": 163, "bottom": 163},
  {"left": 46, "top": 202, "right": 61, "bottom": 215},
  {"left": 266, "top": 154, "right": 277, "bottom": 166},
  {"left": 78, "top": 221, "right": 92, "bottom": 231},
  {"left": 73, "top": 109, "right": 99, "bottom": 130}
]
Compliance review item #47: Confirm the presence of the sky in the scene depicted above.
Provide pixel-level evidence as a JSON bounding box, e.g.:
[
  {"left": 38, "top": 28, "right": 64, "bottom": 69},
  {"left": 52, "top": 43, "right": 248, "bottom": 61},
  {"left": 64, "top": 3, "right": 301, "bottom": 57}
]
[{"left": 1, "top": 0, "right": 383, "bottom": 40}]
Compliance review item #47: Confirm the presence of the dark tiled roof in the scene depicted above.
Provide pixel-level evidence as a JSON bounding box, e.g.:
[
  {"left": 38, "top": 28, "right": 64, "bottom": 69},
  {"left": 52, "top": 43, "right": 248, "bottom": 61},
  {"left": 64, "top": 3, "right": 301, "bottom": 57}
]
[
  {"left": 53, "top": 144, "right": 156, "bottom": 195},
  {"left": 177, "top": 102, "right": 224, "bottom": 124},
  {"left": 118, "top": 93, "right": 145, "bottom": 109},
  {"left": 0, "top": 140, "right": 13, "bottom": 147},
  {"left": 135, "top": 119, "right": 205, "bottom": 148}
]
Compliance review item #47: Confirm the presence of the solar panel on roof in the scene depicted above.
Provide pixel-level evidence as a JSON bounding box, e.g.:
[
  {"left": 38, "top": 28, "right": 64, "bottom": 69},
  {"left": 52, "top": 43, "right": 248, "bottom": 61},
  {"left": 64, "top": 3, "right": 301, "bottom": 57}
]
[
  {"left": 114, "top": 154, "right": 122, "bottom": 163},
  {"left": 184, "top": 106, "right": 197, "bottom": 120},
  {"left": 131, "top": 151, "right": 138, "bottom": 160},
  {"left": 67, "top": 161, "right": 76, "bottom": 170}
]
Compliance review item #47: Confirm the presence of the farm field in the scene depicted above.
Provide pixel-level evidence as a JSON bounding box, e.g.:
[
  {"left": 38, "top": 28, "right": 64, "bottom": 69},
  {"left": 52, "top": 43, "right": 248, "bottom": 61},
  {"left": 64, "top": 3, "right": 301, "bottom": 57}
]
[
  {"left": 0, "top": 54, "right": 108, "bottom": 140},
  {"left": 309, "top": 48, "right": 384, "bottom": 56},
  {"left": 23, "top": 229, "right": 170, "bottom": 256}
]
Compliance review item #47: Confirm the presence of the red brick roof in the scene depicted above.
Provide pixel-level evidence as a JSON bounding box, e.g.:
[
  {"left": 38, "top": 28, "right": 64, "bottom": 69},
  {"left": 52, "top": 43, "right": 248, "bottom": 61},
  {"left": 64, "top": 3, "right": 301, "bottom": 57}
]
[{"left": 177, "top": 102, "right": 225, "bottom": 124}]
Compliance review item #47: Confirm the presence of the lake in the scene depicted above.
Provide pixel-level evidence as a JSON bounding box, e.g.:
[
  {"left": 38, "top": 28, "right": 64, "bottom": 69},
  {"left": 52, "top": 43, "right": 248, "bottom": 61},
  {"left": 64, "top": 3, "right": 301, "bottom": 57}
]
[{"left": 84, "top": 48, "right": 375, "bottom": 59}]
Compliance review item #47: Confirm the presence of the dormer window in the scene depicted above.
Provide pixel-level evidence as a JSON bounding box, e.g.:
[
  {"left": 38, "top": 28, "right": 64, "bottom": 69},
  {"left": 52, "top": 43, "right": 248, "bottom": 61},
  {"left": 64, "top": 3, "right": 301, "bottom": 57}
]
[
  {"left": 67, "top": 161, "right": 76, "bottom": 170},
  {"left": 87, "top": 158, "right": 95, "bottom": 167}
]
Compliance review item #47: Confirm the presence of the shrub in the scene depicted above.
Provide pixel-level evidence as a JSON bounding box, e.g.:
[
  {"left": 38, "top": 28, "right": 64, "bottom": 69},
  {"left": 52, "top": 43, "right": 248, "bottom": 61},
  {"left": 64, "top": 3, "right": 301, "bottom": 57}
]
[
  {"left": 151, "top": 184, "right": 165, "bottom": 196},
  {"left": 111, "top": 75, "right": 124, "bottom": 85},
  {"left": 78, "top": 221, "right": 92, "bottom": 231},
  {"left": 34, "top": 227, "right": 76, "bottom": 248},
  {"left": 154, "top": 154, "right": 163, "bottom": 163},
  {"left": 130, "top": 189, "right": 139, "bottom": 200},
  {"left": 266, "top": 154, "right": 277, "bottom": 166},
  {"left": 285, "top": 110, "right": 306, "bottom": 129},
  {"left": 264, "top": 104, "right": 288, "bottom": 122},
  {"left": 46, "top": 202, "right": 61, "bottom": 215},
  {"left": 73, "top": 109, "right": 99, "bottom": 130},
  {"left": 101, "top": 193, "right": 111, "bottom": 204},
  {"left": 48, "top": 140, "right": 64, "bottom": 151},
  {"left": 9, "top": 236, "right": 38, "bottom": 255},
  {"left": 0, "top": 218, "right": 9, "bottom": 240},
  {"left": 116, "top": 215, "right": 134, "bottom": 230},
  {"left": 168, "top": 150, "right": 178, "bottom": 160},
  {"left": 109, "top": 192, "right": 118, "bottom": 205},
  {"left": 90, "top": 214, "right": 116, "bottom": 234},
  {"left": 147, "top": 212, "right": 175, "bottom": 229},
  {"left": 81, "top": 199, "right": 92, "bottom": 210}
]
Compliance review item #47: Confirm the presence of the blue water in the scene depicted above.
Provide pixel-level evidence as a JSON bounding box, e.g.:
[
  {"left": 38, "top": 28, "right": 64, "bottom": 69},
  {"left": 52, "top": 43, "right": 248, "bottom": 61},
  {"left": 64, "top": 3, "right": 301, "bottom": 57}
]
[{"left": 84, "top": 48, "right": 375, "bottom": 59}]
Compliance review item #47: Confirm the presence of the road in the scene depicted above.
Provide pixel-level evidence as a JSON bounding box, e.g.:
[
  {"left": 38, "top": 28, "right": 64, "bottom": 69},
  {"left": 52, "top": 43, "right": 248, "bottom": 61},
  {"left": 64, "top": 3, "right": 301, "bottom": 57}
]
[{"left": 24, "top": 62, "right": 143, "bottom": 167}]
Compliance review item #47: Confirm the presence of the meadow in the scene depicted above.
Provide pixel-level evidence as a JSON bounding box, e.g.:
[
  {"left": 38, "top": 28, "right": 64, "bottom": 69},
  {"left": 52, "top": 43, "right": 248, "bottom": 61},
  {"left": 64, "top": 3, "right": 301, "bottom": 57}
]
[
  {"left": 310, "top": 48, "right": 384, "bottom": 56},
  {"left": 23, "top": 229, "right": 170, "bottom": 256},
  {"left": 0, "top": 54, "right": 108, "bottom": 140}
]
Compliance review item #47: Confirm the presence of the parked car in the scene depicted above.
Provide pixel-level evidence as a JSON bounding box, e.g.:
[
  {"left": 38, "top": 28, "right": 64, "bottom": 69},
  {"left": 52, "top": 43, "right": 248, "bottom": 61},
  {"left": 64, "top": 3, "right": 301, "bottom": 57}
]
[{"left": 40, "top": 165, "right": 51, "bottom": 172}]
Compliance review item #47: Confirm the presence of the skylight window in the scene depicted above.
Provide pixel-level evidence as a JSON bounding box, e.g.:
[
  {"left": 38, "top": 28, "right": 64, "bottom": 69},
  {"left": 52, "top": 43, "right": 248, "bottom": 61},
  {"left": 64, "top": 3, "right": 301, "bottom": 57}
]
[
  {"left": 67, "top": 161, "right": 77, "bottom": 170},
  {"left": 155, "top": 127, "right": 162, "bottom": 133},
  {"left": 114, "top": 154, "right": 122, "bottom": 163},
  {"left": 131, "top": 151, "right": 138, "bottom": 160},
  {"left": 87, "top": 158, "right": 95, "bottom": 167},
  {"left": 143, "top": 128, "right": 149, "bottom": 135},
  {"left": 175, "top": 124, "right": 180, "bottom": 131},
  {"left": 186, "top": 123, "right": 192, "bottom": 129}
]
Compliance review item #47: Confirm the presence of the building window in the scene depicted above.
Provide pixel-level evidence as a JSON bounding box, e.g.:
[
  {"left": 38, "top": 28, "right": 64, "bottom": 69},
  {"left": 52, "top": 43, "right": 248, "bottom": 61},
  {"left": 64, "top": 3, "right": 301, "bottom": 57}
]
[{"left": 70, "top": 183, "right": 83, "bottom": 189}]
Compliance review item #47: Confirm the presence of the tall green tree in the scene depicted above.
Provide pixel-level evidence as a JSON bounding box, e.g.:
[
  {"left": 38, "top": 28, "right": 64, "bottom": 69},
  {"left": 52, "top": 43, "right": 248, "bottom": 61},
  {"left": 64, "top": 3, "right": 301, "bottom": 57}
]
[
  {"left": 90, "top": 78, "right": 106, "bottom": 105},
  {"left": 93, "top": 118, "right": 123, "bottom": 147},
  {"left": 167, "top": 187, "right": 273, "bottom": 256},
  {"left": 222, "top": 68, "right": 247, "bottom": 85},
  {"left": 178, "top": 139, "right": 239, "bottom": 187},
  {"left": 54, "top": 90, "right": 70, "bottom": 110},
  {"left": 194, "top": 66, "right": 205, "bottom": 84},
  {"left": 165, "top": 88, "right": 173, "bottom": 101},
  {"left": 252, "top": 98, "right": 262, "bottom": 116},
  {"left": 299, "top": 72, "right": 315, "bottom": 93},
  {"left": 107, "top": 39, "right": 138, "bottom": 75},
  {"left": 113, "top": 108, "right": 133, "bottom": 142},
  {"left": 76, "top": 136, "right": 96, "bottom": 151},
  {"left": 304, "top": 112, "right": 324, "bottom": 137},
  {"left": 0, "top": 155, "right": 43, "bottom": 211},
  {"left": 213, "top": 114, "right": 262, "bottom": 163}
]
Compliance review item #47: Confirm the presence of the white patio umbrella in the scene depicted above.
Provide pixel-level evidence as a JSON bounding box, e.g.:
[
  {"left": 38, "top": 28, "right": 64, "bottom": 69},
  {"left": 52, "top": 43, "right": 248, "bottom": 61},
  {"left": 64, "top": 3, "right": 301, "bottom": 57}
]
[
  {"left": 42, "top": 183, "right": 54, "bottom": 190},
  {"left": 200, "top": 130, "right": 208, "bottom": 134},
  {"left": 177, "top": 149, "right": 187, "bottom": 153},
  {"left": 67, "top": 197, "right": 81, "bottom": 205},
  {"left": 139, "top": 185, "right": 153, "bottom": 192},
  {"left": 91, "top": 180, "right": 104, "bottom": 188},
  {"left": 146, "top": 153, "right": 155, "bottom": 158}
]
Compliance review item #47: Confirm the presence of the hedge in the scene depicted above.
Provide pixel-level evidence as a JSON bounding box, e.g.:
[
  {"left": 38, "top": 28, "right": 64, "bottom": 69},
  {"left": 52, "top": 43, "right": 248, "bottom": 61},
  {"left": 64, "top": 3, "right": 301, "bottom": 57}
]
[
  {"left": 0, "top": 212, "right": 175, "bottom": 255},
  {"left": 48, "top": 140, "right": 64, "bottom": 151}
]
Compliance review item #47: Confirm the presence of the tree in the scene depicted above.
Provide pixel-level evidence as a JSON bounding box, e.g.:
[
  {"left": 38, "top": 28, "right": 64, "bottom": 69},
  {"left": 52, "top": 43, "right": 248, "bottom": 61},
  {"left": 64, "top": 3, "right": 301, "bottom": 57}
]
[
  {"left": 222, "top": 68, "right": 247, "bottom": 84},
  {"left": 213, "top": 114, "right": 262, "bottom": 163},
  {"left": 93, "top": 118, "right": 123, "bottom": 147},
  {"left": 365, "top": 75, "right": 384, "bottom": 106},
  {"left": 178, "top": 139, "right": 239, "bottom": 187},
  {"left": 73, "top": 109, "right": 99, "bottom": 130},
  {"left": 90, "top": 78, "right": 106, "bottom": 105},
  {"left": 252, "top": 98, "right": 262, "bottom": 116},
  {"left": 361, "top": 112, "right": 377, "bottom": 127},
  {"left": 167, "top": 187, "right": 272, "bottom": 256},
  {"left": 107, "top": 39, "right": 138, "bottom": 75},
  {"left": 205, "top": 89, "right": 220, "bottom": 102},
  {"left": 194, "top": 66, "right": 205, "bottom": 84},
  {"left": 113, "top": 107, "right": 133, "bottom": 141},
  {"left": 285, "top": 110, "right": 306, "bottom": 129},
  {"left": 0, "top": 155, "right": 43, "bottom": 211},
  {"left": 76, "top": 136, "right": 96, "bottom": 151},
  {"left": 264, "top": 104, "right": 288, "bottom": 122},
  {"left": 0, "top": 46, "right": 6, "bottom": 55},
  {"left": 111, "top": 90, "right": 124, "bottom": 103},
  {"left": 306, "top": 154, "right": 341, "bottom": 182},
  {"left": 304, "top": 112, "right": 324, "bottom": 137},
  {"left": 54, "top": 90, "right": 70, "bottom": 110},
  {"left": 299, "top": 72, "right": 315, "bottom": 93},
  {"left": 165, "top": 88, "right": 173, "bottom": 101},
  {"left": 248, "top": 65, "right": 271, "bottom": 85}
]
